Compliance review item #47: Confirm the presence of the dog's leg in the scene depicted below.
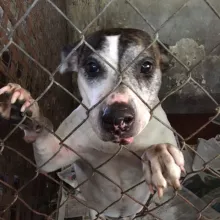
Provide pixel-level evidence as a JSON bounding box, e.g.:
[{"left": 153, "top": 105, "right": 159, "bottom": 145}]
[
  {"left": 142, "top": 143, "right": 185, "bottom": 198},
  {"left": 89, "top": 209, "right": 106, "bottom": 220},
  {"left": 120, "top": 214, "right": 136, "bottom": 220},
  {"left": 0, "top": 83, "right": 79, "bottom": 172}
]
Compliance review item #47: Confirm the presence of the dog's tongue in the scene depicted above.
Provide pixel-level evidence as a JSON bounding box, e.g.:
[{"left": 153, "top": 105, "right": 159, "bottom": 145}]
[{"left": 119, "top": 137, "right": 134, "bottom": 145}]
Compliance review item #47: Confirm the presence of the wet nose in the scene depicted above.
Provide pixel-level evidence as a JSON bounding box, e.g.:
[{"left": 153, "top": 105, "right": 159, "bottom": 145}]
[{"left": 101, "top": 103, "right": 134, "bottom": 133}]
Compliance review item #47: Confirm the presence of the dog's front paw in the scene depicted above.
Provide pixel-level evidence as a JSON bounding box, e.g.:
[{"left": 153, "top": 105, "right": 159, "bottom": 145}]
[
  {"left": 0, "top": 83, "right": 42, "bottom": 141},
  {"left": 142, "top": 143, "right": 185, "bottom": 198},
  {"left": 0, "top": 83, "right": 40, "bottom": 121},
  {"left": 0, "top": 83, "right": 42, "bottom": 143}
]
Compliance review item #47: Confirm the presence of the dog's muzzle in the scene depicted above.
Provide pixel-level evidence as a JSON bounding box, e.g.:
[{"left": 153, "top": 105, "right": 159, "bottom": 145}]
[{"left": 101, "top": 103, "right": 135, "bottom": 142}]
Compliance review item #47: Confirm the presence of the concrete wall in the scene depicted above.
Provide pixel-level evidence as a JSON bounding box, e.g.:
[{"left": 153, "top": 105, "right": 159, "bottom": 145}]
[{"left": 66, "top": 0, "right": 220, "bottom": 114}]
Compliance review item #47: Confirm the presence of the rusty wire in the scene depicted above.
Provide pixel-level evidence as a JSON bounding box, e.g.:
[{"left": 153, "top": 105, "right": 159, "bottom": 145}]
[{"left": 0, "top": 0, "right": 220, "bottom": 220}]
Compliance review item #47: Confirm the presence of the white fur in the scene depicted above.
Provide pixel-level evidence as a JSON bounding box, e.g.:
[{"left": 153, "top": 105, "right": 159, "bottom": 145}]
[
  {"left": 32, "top": 104, "right": 178, "bottom": 218},
  {"left": 103, "top": 35, "right": 119, "bottom": 68},
  {"left": 78, "top": 35, "right": 120, "bottom": 108},
  {"left": 12, "top": 32, "right": 183, "bottom": 219}
]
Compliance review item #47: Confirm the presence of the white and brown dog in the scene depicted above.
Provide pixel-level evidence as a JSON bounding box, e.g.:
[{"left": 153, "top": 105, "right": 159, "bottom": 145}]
[{"left": 0, "top": 28, "right": 185, "bottom": 219}]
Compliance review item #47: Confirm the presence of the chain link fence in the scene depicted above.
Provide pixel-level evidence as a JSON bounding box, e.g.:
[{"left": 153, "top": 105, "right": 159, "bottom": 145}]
[{"left": 0, "top": 0, "right": 220, "bottom": 219}]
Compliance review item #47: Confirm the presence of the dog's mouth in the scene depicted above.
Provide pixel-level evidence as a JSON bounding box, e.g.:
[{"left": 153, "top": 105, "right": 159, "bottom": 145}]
[
  {"left": 112, "top": 136, "right": 134, "bottom": 145},
  {"left": 108, "top": 129, "right": 135, "bottom": 145}
]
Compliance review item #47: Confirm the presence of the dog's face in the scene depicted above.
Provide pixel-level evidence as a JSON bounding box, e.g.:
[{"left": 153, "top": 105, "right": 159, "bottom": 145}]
[{"left": 60, "top": 28, "right": 167, "bottom": 144}]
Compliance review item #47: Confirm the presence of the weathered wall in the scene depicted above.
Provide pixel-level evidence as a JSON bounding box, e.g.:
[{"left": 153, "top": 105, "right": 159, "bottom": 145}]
[
  {"left": 0, "top": 0, "right": 75, "bottom": 126},
  {"left": 0, "top": 1, "right": 74, "bottom": 219},
  {"left": 66, "top": 0, "right": 220, "bottom": 114}
]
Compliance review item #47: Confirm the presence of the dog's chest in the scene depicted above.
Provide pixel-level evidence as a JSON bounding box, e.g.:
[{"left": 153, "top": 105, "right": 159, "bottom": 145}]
[{"left": 74, "top": 149, "right": 149, "bottom": 217}]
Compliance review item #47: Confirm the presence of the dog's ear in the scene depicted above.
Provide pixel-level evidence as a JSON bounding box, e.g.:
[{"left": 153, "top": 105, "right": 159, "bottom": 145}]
[
  {"left": 158, "top": 43, "right": 172, "bottom": 72},
  {"left": 59, "top": 44, "right": 79, "bottom": 74}
]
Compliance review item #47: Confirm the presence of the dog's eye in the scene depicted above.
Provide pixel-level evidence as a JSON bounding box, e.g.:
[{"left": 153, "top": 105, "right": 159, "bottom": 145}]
[
  {"left": 86, "top": 61, "right": 100, "bottom": 75},
  {"left": 140, "top": 61, "right": 153, "bottom": 74}
]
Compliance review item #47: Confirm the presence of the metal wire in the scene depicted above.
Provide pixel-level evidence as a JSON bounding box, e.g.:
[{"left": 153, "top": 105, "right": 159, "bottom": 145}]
[{"left": 0, "top": 0, "right": 220, "bottom": 219}]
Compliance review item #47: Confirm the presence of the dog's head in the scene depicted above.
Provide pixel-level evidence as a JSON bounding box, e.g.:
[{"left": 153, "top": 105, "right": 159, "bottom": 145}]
[{"left": 60, "top": 28, "right": 169, "bottom": 144}]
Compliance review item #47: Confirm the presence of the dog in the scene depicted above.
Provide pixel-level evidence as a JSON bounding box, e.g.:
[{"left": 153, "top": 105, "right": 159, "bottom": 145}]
[{"left": 0, "top": 28, "right": 185, "bottom": 220}]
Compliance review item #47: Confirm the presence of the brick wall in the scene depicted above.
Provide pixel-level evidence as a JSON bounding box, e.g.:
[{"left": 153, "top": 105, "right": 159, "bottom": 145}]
[{"left": 0, "top": 1, "right": 74, "bottom": 219}]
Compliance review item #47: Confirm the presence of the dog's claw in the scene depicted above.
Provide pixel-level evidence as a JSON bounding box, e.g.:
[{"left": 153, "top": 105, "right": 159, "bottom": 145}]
[
  {"left": 21, "top": 101, "right": 31, "bottom": 112},
  {"left": 11, "top": 90, "right": 21, "bottom": 104},
  {"left": 180, "top": 166, "right": 186, "bottom": 175},
  {"left": 157, "top": 187, "right": 164, "bottom": 198},
  {"left": 148, "top": 184, "right": 154, "bottom": 194},
  {"left": 0, "top": 85, "right": 11, "bottom": 95},
  {"left": 172, "top": 179, "right": 181, "bottom": 190}
]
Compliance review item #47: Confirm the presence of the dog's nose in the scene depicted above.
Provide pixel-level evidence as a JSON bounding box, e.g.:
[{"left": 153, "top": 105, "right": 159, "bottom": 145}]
[{"left": 101, "top": 103, "right": 134, "bottom": 133}]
